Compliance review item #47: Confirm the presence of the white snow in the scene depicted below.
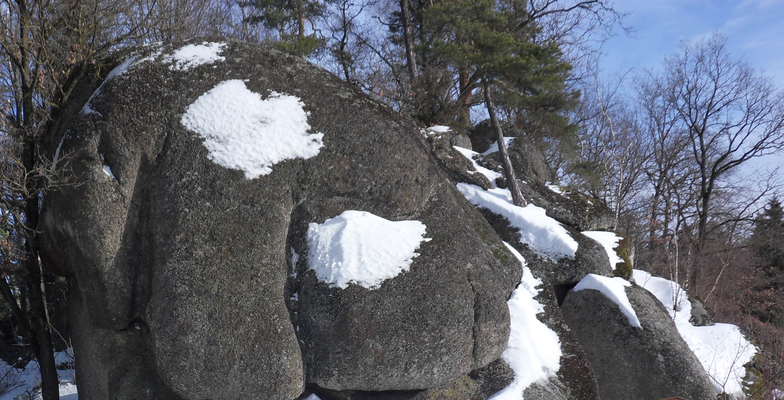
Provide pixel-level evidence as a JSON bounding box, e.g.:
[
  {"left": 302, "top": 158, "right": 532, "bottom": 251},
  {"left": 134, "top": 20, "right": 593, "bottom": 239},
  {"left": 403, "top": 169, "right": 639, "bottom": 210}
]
[
  {"left": 99, "top": 154, "right": 116, "bottom": 179},
  {"left": 573, "top": 274, "right": 641, "bottom": 328},
  {"left": 453, "top": 146, "right": 502, "bottom": 183},
  {"left": 303, "top": 394, "right": 322, "bottom": 400},
  {"left": 105, "top": 57, "right": 137, "bottom": 80},
  {"left": 427, "top": 125, "right": 451, "bottom": 133},
  {"left": 546, "top": 184, "right": 564, "bottom": 195},
  {"left": 181, "top": 79, "right": 324, "bottom": 179},
  {"left": 489, "top": 243, "right": 562, "bottom": 399},
  {"left": 482, "top": 137, "right": 515, "bottom": 155},
  {"left": 452, "top": 146, "right": 577, "bottom": 259},
  {"left": 163, "top": 42, "right": 226, "bottom": 71},
  {"left": 456, "top": 183, "right": 577, "bottom": 259},
  {"left": 633, "top": 270, "right": 756, "bottom": 396},
  {"left": 102, "top": 165, "right": 115, "bottom": 179},
  {"left": 582, "top": 231, "right": 623, "bottom": 270},
  {"left": 306, "top": 210, "right": 430, "bottom": 289},
  {"left": 0, "top": 349, "right": 77, "bottom": 400}
]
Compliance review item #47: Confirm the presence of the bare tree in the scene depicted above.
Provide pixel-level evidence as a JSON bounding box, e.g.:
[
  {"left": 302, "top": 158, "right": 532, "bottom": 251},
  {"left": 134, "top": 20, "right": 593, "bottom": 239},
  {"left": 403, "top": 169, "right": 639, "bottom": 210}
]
[
  {"left": 627, "top": 35, "right": 784, "bottom": 292},
  {"left": 664, "top": 35, "right": 784, "bottom": 258},
  {"left": 0, "top": 1, "right": 163, "bottom": 398},
  {"left": 573, "top": 71, "right": 648, "bottom": 229},
  {"left": 633, "top": 69, "right": 697, "bottom": 286}
]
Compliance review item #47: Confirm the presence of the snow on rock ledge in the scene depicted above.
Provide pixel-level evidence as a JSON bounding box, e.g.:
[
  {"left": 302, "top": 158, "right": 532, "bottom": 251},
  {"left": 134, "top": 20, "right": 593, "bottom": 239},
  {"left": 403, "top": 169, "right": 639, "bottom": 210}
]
[
  {"left": 574, "top": 274, "right": 641, "bottom": 328},
  {"left": 181, "top": 79, "right": 324, "bottom": 179},
  {"left": 582, "top": 231, "right": 623, "bottom": 271},
  {"left": 307, "top": 210, "right": 430, "bottom": 289},
  {"left": 489, "top": 243, "right": 561, "bottom": 399},
  {"left": 457, "top": 182, "right": 578, "bottom": 259}
]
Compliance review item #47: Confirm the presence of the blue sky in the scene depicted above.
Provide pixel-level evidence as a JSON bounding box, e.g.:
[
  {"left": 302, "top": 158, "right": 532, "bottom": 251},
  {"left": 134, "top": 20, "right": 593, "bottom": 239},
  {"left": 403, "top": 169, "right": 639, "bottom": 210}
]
[
  {"left": 598, "top": 0, "right": 784, "bottom": 189},
  {"left": 600, "top": 0, "right": 784, "bottom": 87}
]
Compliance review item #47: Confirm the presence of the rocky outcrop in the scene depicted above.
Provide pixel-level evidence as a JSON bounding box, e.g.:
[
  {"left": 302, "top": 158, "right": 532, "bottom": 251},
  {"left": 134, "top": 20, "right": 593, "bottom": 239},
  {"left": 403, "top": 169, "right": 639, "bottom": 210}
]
[
  {"left": 41, "top": 40, "right": 520, "bottom": 399},
  {"left": 39, "top": 38, "right": 729, "bottom": 400},
  {"left": 561, "top": 285, "right": 717, "bottom": 400}
]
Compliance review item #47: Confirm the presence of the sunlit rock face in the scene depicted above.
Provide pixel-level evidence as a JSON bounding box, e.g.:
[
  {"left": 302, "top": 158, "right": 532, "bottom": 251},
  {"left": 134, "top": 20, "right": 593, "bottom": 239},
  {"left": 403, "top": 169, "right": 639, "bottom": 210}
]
[{"left": 40, "top": 40, "right": 520, "bottom": 399}]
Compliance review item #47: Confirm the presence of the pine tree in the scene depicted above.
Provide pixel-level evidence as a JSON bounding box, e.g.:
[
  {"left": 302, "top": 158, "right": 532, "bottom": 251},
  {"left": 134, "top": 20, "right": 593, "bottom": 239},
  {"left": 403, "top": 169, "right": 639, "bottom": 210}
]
[
  {"left": 242, "top": 0, "right": 328, "bottom": 56},
  {"left": 415, "top": 0, "right": 574, "bottom": 206},
  {"left": 748, "top": 198, "right": 784, "bottom": 326}
]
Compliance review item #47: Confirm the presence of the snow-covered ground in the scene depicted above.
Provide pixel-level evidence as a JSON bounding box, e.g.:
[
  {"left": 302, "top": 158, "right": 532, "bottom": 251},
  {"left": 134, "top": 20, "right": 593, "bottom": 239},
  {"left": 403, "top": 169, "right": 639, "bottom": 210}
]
[
  {"left": 633, "top": 269, "right": 756, "bottom": 397},
  {"left": 0, "top": 350, "right": 77, "bottom": 400}
]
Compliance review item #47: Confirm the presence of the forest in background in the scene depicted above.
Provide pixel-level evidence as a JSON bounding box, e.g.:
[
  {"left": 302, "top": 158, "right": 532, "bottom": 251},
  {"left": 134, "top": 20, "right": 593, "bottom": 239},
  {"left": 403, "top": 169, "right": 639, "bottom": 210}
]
[{"left": 0, "top": 0, "right": 783, "bottom": 398}]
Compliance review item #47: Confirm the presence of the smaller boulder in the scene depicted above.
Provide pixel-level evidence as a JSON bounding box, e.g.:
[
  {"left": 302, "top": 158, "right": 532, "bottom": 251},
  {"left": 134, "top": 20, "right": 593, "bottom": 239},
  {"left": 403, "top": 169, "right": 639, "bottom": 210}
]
[
  {"left": 468, "top": 120, "right": 499, "bottom": 154},
  {"left": 471, "top": 120, "right": 552, "bottom": 184},
  {"left": 424, "top": 126, "right": 494, "bottom": 190},
  {"left": 689, "top": 297, "right": 715, "bottom": 327},
  {"left": 561, "top": 284, "right": 716, "bottom": 400},
  {"left": 520, "top": 184, "right": 615, "bottom": 232}
]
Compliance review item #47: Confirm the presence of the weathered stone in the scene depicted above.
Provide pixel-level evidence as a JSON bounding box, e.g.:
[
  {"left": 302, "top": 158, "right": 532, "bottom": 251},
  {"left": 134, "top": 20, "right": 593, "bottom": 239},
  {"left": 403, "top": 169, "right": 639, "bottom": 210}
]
[
  {"left": 561, "top": 285, "right": 716, "bottom": 400},
  {"left": 690, "top": 297, "right": 715, "bottom": 327},
  {"left": 448, "top": 132, "right": 472, "bottom": 149},
  {"left": 611, "top": 236, "right": 634, "bottom": 280},
  {"left": 468, "top": 120, "right": 498, "bottom": 154},
  {"left": 424, "top": 128, "right": 494, "bottom": 190},
  {"left": 469, "top": 214, "right": 602, "bottom": 400},
  {"left": 520, "top": 183, "right": 615, "bottom": 232},
  {"left": 41, "top": 40, "right": 520, "bottom": 398},
  {"left": 520, "top": 271, "right": 600, "bottom": 400},
  {"left": 305, "top": 359, "right": 513, "bottom": 400},
  {"left": 472, "top": 120, "right": 552, "bottom": 185},
  {"left": 475, "top": 208, "right": 612, "bottom": 287}
]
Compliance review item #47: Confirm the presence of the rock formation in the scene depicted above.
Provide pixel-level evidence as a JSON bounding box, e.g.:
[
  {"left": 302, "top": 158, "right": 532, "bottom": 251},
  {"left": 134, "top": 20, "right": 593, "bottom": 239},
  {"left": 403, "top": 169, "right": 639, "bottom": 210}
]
[
  {"left": 562, "top": 285, "right": 717, "bottom": 400},
  {"left": 40, "top": 39, "right": 739, "bottom": 399},
  {"left": 41, "top": 40, "right": 520, "bottom": 399}
]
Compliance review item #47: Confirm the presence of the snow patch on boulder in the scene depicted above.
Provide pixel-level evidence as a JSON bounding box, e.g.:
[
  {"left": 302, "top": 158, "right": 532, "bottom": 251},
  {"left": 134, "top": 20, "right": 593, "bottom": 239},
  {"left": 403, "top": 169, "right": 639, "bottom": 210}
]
[
  {"left": 456, "top": 182, "right": 577, "bottom": 259},
  {"left": 181, "top": 79, "right": 324, "bottom": 179},
  {"left": 307, "top": 210, "right": 430, "bottom": 289},
  {"left": 163, "top": 42, "right": 226, "bottom": 70},
  {"left": 574, "top": 274, "right": 641, "bottom": 328}
]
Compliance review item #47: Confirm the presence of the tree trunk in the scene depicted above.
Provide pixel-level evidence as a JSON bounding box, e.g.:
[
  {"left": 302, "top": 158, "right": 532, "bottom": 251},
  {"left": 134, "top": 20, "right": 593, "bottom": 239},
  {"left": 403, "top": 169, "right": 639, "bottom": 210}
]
[
  {"left": 27, "top": 255, "right": 60, "bottom": 400},
  {"left": 458, "top": 68, "right": 471, "bottom": 126},
  {"left": 297, "top": 0, "right": 305, "bottom": 39},
  {"left": 483, "top": 80, "right": 526, "bottom": 207},
  {"left": 22, "top": 135, "right": 60, "bottom": 400},
  {"left": 400, "top": 0, "right": 417, "bottom": 84}
]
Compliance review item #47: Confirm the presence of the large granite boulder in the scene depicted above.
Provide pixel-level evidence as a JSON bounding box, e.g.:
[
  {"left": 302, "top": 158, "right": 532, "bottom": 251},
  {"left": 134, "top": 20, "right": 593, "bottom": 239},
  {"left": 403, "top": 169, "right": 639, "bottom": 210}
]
[
  {"left": 561, "top": 283, "right": 716, "bottom": 400},
  {"left": 41, "top": 40, "right": 520, "bottom": 399}
]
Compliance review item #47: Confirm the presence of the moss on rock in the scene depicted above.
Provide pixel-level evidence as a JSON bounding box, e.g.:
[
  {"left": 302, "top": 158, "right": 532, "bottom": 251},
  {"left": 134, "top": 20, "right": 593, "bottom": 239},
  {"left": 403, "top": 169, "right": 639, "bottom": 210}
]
[{"left": 612, "top": 236, "right": 633, "bottom": 281}]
